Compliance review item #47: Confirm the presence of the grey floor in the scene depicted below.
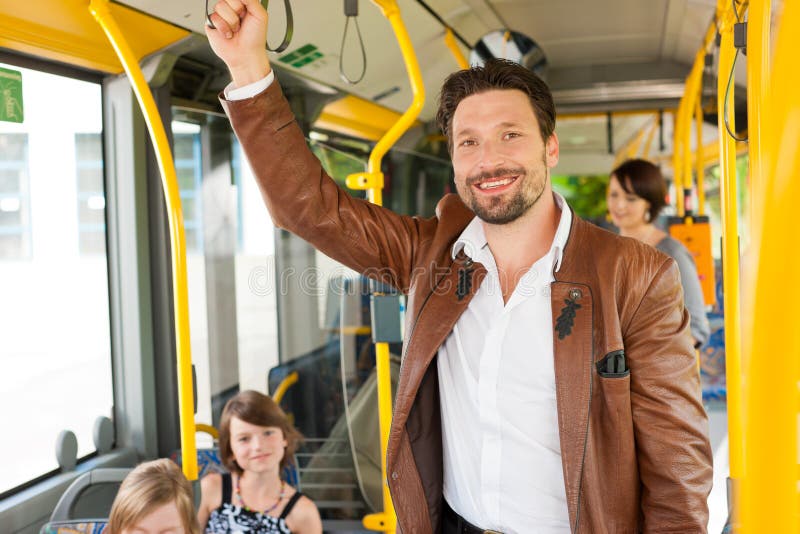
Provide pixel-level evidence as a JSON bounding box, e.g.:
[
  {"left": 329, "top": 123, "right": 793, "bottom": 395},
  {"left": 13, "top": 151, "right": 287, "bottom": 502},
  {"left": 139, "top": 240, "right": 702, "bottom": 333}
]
[{"left": 706, "top": 404, "right": 731, "bottom": 533}]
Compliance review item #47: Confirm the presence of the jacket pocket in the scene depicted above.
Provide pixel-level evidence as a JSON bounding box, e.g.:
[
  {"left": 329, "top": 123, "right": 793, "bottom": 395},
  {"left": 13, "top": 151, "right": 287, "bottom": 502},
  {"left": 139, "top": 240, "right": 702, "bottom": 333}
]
[
  {"left": 594, "top": 352, "right": 638, "bottom": 528},
  {"left": 596, "top": 349, "right": 629, "bottom": 378}
]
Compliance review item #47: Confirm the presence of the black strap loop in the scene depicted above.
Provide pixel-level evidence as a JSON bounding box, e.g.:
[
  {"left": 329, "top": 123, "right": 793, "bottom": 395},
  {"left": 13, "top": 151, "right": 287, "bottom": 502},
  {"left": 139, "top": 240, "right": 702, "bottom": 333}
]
[
  {"left": 339, "top": 14, "right": 367, "bottom": 84},
  {"left": 205, "top": 0, "right": 294, "bottom": 54}
]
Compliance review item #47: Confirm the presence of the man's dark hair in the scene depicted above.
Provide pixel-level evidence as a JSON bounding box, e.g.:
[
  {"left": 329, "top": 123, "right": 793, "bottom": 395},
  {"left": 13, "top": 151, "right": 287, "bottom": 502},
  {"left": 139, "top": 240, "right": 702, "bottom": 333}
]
[
  {"left": 611, "top": 158, "right": 668, "bottom": 221},
  {"left": 436, "top": 58, "right": 556, "bottom": 153}
]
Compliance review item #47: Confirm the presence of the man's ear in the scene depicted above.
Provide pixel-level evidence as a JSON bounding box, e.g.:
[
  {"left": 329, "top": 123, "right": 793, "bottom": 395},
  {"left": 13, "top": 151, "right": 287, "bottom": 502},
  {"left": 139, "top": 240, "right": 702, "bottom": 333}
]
[{"left": 545, "top": 133, "right": 560, "bottom": 168}]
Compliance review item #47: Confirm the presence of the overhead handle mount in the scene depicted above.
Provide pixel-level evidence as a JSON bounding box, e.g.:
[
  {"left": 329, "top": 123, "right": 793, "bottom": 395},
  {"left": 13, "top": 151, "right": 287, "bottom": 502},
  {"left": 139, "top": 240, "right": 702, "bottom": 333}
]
[{"left": 206, "top": 0, "right": 294, "bottom": 53}]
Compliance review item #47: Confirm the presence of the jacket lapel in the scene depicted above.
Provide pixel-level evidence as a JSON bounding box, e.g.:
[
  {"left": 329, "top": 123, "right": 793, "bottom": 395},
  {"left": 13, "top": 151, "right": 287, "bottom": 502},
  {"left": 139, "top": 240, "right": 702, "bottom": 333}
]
[
  {"left": 391, "top": 260, "right": 488, "bottom": 438},
  {"left": 550, "top": 215, "right": 595, "bottom": 530},
  {"left": 550, "top": 281, "right": 593, "bottom": 529}
]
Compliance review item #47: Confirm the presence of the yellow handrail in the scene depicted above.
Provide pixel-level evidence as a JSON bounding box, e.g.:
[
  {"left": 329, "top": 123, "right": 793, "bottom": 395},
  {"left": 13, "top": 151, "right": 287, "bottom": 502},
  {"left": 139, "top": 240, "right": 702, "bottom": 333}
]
[
  {"left": 196, "top": 423, "right": 219, "bottom": 440},
  {"left": 717, "top": 2, "right": 744, "bottom": 510},
  {"left": 673, "top": 16, "right": 720, "bottom": 217},
  {"left": 272, "top": 371, "right": 299, "bottom": 405},
  {"left": 746, "top": 0, "right": 770, "bottom": 243},
  {"left": 444, "top": 28, "right": 469, "bottom": 69},
  {"left": 742, "top": 0, "right": 799, "bottom": 530},
  {"left": 641, "top": 113, "right": 659, "bottom": 160},
  {"left": 345, "top": 2, "right": 424, "bottom": 533},
  {"left": 89, "top": 0, "right": 197, "bottom": 481},
  {"left": 672, "top": 106, "right": 685, "bottom": 215},
  {"left": 695, "top": 96, "right": 705, "bottom": 215}
]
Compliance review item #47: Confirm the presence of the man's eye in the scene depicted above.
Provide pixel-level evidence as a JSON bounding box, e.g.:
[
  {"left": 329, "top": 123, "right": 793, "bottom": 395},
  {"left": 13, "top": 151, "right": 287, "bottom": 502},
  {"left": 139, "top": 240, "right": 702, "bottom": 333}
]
[
  {"left": 459, "top": 139, "right": 476, "bottom": 147},
  {"left": 503, "top": 132, "right": 520, "bottom": 140}
]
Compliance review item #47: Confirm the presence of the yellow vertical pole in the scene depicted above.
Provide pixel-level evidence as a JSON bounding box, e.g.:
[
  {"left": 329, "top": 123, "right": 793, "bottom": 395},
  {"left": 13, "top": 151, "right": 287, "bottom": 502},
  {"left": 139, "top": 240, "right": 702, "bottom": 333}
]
[
  {"left": 89, "top": 0, "right": 197, "bottom": 480},
  {"left": 717, "top": 16, "right": 743, "bottom": 512},
  {"left": 695, "top": 97, "right": 706, "bottom": 215},
  {"left": 682, "top": 101, "right": 694, "bottom": 214},
  {"left": 346, "top": 2, "right": 424, "bottom": 532},
  {"left": 741, "top": 0, "right": 800, "bottom": 532},
  {"left": 673, "top": 105, "right": 685, "bottom": 216},
  {"left": 746, "top": 0, "right": 770, "bottom": 239},
  {"left": 444, "top": 28, "right": 469, "bottom": 69}
]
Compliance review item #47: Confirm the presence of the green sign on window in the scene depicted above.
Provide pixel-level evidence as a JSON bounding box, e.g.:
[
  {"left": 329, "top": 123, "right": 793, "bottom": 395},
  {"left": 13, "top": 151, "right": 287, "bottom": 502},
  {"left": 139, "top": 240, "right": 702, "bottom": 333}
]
[{"left": 0, "top": 67, "right": 24, "bottom": 124}]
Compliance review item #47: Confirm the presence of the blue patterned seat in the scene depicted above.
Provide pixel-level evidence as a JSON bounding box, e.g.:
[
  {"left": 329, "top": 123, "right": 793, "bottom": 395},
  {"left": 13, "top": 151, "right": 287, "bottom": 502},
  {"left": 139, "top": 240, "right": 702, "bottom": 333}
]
[{"left": 40, "top": 520, "right": 107, "bottom": 534}]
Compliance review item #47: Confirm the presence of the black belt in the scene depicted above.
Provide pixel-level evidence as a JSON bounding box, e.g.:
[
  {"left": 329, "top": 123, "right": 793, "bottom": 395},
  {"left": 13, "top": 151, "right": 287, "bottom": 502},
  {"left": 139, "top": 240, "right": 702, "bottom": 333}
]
[{"left": 442, "top": 500, "right": 503, "bottom": 534}]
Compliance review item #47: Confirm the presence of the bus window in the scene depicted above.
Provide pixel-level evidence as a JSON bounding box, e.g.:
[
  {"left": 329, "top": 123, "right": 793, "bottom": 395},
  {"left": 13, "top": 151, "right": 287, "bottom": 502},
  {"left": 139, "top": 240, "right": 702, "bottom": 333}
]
[{"left": 0, "top": 63, "right": 112, "bottom": 495}]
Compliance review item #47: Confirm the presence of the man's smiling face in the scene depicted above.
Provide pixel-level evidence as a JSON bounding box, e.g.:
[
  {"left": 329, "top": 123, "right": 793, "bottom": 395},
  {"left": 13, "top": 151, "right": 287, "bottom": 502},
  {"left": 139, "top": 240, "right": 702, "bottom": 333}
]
[{"left": 451, "top": 89, "right": 558, "bottom": 225}]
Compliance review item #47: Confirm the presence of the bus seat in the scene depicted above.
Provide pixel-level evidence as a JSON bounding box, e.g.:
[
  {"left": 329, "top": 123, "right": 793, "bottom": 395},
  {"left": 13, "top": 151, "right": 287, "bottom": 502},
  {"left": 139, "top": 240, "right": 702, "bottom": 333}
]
[
  {"left": 40, "top": 520, "right": 107, "bottom": 534},
  {"left": 48, "top": 468, "right": 129, "bottom": 522}
]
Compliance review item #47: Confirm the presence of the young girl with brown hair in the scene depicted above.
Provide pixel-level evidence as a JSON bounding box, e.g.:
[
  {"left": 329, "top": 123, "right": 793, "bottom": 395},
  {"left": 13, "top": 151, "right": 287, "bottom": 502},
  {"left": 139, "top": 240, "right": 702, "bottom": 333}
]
[{"left": 197, "top": 390, "right": 321, "bottom": 533}]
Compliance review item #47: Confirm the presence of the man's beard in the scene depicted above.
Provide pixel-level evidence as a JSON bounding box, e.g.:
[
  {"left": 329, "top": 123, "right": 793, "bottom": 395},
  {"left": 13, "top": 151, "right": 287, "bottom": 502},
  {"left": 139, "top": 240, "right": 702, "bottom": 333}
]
[{"left": 461, "top": 162, "right": 547, "bottom": 225}]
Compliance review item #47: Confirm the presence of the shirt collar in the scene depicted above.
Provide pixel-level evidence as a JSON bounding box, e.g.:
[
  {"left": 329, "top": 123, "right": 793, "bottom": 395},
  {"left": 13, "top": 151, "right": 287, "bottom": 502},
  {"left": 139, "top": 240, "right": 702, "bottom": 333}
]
[{"left": 451, "top": 192, "right": 573, "bottom": 272}]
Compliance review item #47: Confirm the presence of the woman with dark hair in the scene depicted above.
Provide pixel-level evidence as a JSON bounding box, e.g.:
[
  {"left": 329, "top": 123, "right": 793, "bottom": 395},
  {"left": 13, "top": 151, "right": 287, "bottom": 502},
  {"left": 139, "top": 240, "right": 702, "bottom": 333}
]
[{"left": 607, "top": 159, "right": 710, "bottom": 347}]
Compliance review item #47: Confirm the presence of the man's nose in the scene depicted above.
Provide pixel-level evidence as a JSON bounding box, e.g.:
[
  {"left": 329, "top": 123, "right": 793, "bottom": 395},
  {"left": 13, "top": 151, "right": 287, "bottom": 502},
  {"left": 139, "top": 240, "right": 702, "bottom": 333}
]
[{"left": 477, "top": 139, "right": 504, "bottom": 169}]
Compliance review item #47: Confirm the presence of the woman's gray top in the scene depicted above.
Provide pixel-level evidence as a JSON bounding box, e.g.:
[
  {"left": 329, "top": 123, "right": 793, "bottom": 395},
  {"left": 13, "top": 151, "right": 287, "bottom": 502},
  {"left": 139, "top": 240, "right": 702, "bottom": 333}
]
[{"left": 656, "top": 236, "right": 710, "bottom": 346}]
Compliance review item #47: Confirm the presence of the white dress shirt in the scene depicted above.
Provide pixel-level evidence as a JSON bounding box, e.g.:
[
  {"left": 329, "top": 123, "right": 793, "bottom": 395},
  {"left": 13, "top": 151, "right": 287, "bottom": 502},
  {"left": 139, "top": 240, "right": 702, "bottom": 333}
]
[
  {"left": 223, "top": 70, "right": 274, "bottom": 100},
  {"left": 439, "top": 193, "right": 573, "bottom": 533}
]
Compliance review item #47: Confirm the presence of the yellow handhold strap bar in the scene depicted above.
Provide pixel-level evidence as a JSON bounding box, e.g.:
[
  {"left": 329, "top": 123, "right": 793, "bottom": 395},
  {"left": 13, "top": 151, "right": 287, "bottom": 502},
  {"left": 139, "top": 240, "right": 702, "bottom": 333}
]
[
  {"left": 674, "top": 16, "right": 720, "bottom": 216},
  {"left": 89, "top": 0, "right": 197, "bottom": 480},
  {"left": 444, "top": 28, "right": 469, "bottom": 69},
  {"left": 746, "top": 0, "right": 770, "bottom": 242},
  {"left": 742, "top": 0, "right": 798, "bottom": 529},
  {"left": 716, "top": 0, "right": 744, "bottom": 500},
  {"left": 695, "top": 96, "right": 705, "bottom": 215},
  {"left": 345, "top": 2, "right": 424, "bottom": 532},
  {"left": 272, "top": 371, "right": 299, "bottom": 405}
]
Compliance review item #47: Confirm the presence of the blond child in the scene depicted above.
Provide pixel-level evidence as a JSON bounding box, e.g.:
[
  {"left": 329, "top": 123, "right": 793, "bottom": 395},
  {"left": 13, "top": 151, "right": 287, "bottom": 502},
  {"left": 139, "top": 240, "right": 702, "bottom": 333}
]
[{"left": 107, "top": 458, "right": 200, "bottom": 534}]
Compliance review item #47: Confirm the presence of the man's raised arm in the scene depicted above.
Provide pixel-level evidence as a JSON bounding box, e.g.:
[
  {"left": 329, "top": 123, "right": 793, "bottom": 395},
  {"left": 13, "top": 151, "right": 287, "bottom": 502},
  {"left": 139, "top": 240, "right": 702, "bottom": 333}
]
[{"left": 205, "top": 0, "right": 432, "bottom": 293}]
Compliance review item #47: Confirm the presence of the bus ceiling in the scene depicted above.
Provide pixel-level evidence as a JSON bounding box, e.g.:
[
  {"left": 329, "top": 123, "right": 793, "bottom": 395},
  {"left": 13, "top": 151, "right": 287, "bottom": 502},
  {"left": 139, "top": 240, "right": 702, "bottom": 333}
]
[
  {"left": 0, "top": 1, "right": 744, "bottom": 121},
  {"left": 111, "top": 0, "right": 730, "bottom": 118}
]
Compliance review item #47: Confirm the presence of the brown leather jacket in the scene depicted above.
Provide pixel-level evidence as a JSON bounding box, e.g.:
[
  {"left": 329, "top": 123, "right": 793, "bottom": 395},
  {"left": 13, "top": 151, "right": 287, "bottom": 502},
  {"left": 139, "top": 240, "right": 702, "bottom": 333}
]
[{"left": 222, "top": 81, "right": 713, "bottom": 534}]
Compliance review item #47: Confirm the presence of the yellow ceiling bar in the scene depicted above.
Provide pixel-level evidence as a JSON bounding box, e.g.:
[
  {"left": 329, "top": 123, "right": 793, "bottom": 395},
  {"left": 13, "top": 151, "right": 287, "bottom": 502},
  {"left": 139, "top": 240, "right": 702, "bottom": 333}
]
[
  {"left": 89, "top": 0, "right": 197, "bottom": 481},
  {"left": 346, "top": 1, "right": 425, "bottom": 532},
  {"left": 741, "top": 0, "right": 799, "bottom": 531},
  {"left": 444, "top": 28, "right": 469, "bottom": 69},
  {"left": 716, "top": 0, "right": 745, "bottom": 518}
]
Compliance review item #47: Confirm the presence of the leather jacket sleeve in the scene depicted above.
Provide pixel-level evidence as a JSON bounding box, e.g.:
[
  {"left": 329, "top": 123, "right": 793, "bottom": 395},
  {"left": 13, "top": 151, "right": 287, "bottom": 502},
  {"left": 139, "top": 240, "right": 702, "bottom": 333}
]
[
  {"left": 625, "top": 258, "right": 713, "bottom": 532},
  {"left": 220, "top": 81, "right": 434, "bottom": 293}
]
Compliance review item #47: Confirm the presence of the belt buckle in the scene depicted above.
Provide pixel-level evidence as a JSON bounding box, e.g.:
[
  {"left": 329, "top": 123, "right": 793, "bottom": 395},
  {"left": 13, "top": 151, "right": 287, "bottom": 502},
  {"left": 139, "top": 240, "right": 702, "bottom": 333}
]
[{"left": 483, "top": 531, "right": 502, "bottom": 534}]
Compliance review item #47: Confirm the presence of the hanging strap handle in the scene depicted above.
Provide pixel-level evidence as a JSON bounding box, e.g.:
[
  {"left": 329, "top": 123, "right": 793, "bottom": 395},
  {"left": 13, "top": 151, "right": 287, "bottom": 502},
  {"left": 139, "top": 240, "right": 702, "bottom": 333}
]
[
  {"left": 206, "top": 0, "right": 294, "bottom": 53},
  {"left": 339, "top": 0, "right": 367, "bottom": 84}
]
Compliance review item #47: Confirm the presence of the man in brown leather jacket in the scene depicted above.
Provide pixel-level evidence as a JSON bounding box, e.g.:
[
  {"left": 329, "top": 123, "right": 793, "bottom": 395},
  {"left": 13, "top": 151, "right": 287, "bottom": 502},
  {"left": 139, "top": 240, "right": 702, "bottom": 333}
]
[{"left": 207, "top": 1, "right": 713, "bottom": 532}]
